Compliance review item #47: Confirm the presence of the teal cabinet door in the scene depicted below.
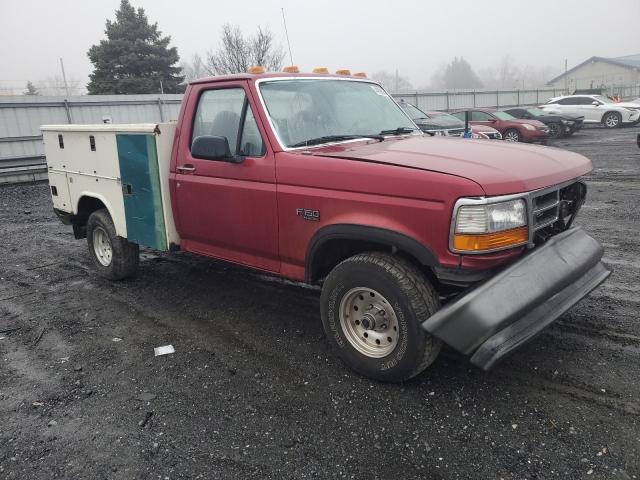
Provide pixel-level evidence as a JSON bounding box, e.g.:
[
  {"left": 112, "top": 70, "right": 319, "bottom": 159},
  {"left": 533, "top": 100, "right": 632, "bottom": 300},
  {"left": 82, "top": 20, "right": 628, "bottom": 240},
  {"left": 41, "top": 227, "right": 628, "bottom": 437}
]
[{"left": 116, "top": 134, "right": 167, "bottom": 250}]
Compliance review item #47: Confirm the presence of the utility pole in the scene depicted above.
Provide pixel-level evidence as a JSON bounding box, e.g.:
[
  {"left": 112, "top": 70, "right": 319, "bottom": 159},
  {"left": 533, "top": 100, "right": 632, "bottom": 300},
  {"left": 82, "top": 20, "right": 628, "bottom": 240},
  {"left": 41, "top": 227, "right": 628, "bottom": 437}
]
[
  {"left": 395, "top": 69, "right": 399, "bottom": 93},
  {"left": 60, "top": 57, "right": 70, "bottom": 98},
  {"left": 564, "top": 59, "right": 568, "bottom": 94}
]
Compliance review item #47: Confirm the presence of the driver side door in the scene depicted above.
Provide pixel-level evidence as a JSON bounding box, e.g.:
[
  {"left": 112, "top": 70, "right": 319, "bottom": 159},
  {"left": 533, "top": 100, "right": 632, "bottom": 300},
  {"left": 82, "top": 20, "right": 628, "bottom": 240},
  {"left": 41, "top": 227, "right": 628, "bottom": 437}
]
[{"left": 172, "top": 83, "right": 280, "bottom": 272}]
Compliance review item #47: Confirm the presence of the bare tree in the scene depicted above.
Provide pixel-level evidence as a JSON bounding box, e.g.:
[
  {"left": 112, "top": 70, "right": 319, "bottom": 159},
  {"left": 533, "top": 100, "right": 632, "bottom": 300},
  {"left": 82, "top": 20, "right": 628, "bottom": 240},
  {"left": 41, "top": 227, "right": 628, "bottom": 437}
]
[
  {"left": 371, "top": 70, "right": 414, "bottom": 93},
  {"left": 206, "top": 24, "right": 284, "bottom": 75},
  {"left": 181, "top": 53, "right": 207, "bottom": 82},
  {"left": 36, "top": 75, "right": 83, "bottom": 96},
  {"left": 479, "top": 58, "right": 558, "bottom": 89},
  {"left": 430, "top": 57, "right": 483, "bottom": 90}
]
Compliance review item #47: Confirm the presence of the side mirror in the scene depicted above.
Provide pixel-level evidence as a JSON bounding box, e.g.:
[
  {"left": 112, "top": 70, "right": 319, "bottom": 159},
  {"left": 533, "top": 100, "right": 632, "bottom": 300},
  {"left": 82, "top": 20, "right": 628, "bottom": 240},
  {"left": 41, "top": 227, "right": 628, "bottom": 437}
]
[
  {"left": 191, "top": 135, "right": 243, "bottom": 163},
  {"left": 591, "top": 101, "right": 600, "bottom": 106}
]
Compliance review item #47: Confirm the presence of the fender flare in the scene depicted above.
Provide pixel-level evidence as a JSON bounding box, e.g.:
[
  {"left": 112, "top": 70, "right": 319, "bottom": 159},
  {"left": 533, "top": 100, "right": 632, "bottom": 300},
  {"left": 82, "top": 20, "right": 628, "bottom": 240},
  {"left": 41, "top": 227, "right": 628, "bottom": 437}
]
[{"left": 305, "top": 224, "right": 440, "bottom": 282}]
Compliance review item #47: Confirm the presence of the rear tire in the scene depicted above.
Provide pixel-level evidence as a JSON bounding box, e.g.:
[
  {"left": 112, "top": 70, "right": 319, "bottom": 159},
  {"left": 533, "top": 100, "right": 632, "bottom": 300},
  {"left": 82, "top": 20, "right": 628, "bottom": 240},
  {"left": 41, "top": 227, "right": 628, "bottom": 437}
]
[
  {"left": 503, "top": 129, "right": 521, "bottom": 142},
  {"left": 320, "top": 252, "right": 441, "bottom": 382},
  {"left": 87, "top": 209, "right": 139, "bottom": 280},
  {"left": 602, "top": 111, "right": 621, "bottom": 128}
]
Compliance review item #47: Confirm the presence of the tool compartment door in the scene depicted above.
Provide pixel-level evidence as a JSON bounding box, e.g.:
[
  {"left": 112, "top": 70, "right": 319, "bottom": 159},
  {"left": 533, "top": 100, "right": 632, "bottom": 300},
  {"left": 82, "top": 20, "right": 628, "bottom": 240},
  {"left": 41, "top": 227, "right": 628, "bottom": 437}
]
[
  {"left": 47, "top": 171, "right": 72, "bottom": 212},
  {"left": 116, "top": 133, "right": 167, "bottom": 250}
]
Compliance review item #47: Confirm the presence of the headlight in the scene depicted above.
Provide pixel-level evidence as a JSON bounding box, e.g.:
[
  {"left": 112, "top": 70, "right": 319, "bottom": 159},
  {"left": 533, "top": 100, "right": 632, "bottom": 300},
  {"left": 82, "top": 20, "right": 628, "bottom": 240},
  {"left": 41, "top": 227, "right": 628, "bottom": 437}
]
[
  {"left": 523, "top": 124, "right": 536, "bottom": 131},
  {"left": 433, "top": 130, "right": 446, "bottom": 136},
  {"left": 561, "top": 119, "right": 573, "bottom": 125},
  {"left": 451, "top": 199, "right": 528, "bottom": 253}
]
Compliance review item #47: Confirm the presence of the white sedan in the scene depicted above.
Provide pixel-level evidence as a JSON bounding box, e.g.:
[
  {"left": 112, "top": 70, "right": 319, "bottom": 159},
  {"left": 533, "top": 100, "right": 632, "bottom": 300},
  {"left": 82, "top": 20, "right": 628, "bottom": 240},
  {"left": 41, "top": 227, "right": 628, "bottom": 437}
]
[{"left": 540, "top": 95, "right": 640, "bottom": 128}]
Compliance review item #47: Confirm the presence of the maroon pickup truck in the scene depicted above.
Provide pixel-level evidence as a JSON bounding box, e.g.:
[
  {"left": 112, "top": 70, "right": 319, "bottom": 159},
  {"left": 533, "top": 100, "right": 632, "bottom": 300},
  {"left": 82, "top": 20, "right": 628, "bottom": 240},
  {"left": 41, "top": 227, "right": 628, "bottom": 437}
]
[{"left": 43, "top": 70, "right": 610, "bottom": 382}]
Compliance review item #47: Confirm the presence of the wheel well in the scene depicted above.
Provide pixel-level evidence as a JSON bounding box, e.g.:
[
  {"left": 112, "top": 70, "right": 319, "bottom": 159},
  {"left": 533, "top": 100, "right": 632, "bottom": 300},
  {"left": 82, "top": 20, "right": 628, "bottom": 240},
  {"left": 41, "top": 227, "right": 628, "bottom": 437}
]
[
  {"left": 305, "top": 226, "right": 439, "bottom": 284},
  {"left": 72, "top": 196, "right": 107, "bottom": 239},
  {"left": 602, "top": 110, "right": 621, "bottom": 120}
]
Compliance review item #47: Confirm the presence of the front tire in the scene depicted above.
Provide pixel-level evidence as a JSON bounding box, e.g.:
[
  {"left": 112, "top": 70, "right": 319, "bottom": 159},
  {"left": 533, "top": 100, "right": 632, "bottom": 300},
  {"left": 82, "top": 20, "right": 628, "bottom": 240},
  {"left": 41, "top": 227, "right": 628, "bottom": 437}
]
[
  {"left": 548, "top": 122, "right": 562, "bottom": 138},
  {"left": 503, "top": 129, "right": 521, "bottom": 142},
  {"left": 602, "top": 111, "right": 621, "bottom": 128},
  {"left": 320, "top": 252, "right": 441, "bottom": 382},
  {"left": 87, "top": 209, "right": 139, "bottom": 280}
]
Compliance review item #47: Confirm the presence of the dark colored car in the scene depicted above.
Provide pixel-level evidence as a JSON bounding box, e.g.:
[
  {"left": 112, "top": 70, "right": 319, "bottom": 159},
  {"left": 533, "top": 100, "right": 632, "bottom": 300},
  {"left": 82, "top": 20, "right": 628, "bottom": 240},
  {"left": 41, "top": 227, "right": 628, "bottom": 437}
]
[
  {"left": 451, "top": 108, "right": 549, "bottom": 143},
  {"left": 504, "top": 107, "right": 583, "bottom": 138},
  {"left": 399, "top": 101, "right": 502, "bottom": 139}
]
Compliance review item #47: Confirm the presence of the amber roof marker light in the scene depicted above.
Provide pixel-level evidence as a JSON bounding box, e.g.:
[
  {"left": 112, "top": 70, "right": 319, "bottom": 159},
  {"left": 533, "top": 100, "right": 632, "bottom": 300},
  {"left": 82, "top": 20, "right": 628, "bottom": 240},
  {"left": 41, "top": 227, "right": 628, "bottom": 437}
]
[
  {"left": 353, "top": 72, "right": 367, "bottom": 78},
  {"left": 282, "top": 66, "right": 300, "bottom": 73},
  {"left": 247, "top": 66, "right": 265, "bottom": 74},
  {"left": 312, "top": 67, "right": 329, "bottom": 74},
  {"left": 335, "top": 69, "right": 352, "bottom": 76}
]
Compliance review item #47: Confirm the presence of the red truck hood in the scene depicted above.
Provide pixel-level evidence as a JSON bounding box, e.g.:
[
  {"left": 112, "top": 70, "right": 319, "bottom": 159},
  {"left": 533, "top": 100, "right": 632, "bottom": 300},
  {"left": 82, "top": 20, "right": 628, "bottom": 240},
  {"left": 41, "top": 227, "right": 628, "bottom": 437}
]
[{"left": 312, "top": 136, "right": 592, "bottom": 195}]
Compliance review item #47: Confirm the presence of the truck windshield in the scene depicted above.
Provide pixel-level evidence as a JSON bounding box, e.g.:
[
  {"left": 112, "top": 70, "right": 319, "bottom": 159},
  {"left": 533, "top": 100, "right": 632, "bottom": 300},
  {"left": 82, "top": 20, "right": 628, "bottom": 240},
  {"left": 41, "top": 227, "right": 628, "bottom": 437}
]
[{"left": 259, "top": 79, "right": 418, "bottom": 148}]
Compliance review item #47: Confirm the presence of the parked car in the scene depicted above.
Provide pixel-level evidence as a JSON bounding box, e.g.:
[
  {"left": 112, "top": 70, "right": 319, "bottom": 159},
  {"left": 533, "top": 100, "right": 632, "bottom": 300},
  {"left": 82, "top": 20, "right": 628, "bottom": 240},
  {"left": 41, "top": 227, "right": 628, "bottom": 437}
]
[
  {"left": 399, "top": 101, "right": 502, "bottom": 139},
  {"left": 503, "top": 107, "right": 583, "bottom": 138},
  {"left": 540, "top": 95, "right": 640, "bottom": 128},
  {"left": 451, "top": 108, "right": 549, "bottom": 143},
  {"left": 41, "top": 70, "right": 609, "bottom": 381}
]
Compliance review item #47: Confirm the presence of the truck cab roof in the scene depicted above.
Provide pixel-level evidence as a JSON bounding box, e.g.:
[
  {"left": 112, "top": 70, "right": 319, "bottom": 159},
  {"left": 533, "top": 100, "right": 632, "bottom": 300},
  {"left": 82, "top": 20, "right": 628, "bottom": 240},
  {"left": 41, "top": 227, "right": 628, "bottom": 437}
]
[{"left": 189, "top": 72, "right": 371, "bottom": 85}]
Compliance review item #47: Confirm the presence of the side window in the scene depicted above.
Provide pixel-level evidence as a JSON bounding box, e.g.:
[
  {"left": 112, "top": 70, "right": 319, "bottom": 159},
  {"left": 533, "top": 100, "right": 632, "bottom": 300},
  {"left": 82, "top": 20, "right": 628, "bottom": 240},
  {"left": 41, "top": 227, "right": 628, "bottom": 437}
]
[
  {"left": 451, "top": 111, "right": 465, "bottom": 121},
  {"left": 192, "top": 88, "right": 265, "bottom": 157},
  {"left": 239, "top": 107, "right": 265, "bottom": 157},
  {"left": 471, "top": 111, "right": 492, "bottom": 121},
  {"left": 580, "top": 97, "right": 598, "bottom": 105},
  {"left": 558, "top": 97, "right": 578, "bottom": 105}
]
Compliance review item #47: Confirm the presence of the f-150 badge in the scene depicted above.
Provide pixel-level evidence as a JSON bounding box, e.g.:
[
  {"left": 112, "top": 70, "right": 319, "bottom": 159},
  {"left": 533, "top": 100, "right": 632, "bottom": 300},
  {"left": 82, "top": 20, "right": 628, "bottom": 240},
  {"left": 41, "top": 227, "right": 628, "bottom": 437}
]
[{"left": 296, "top": 208, "right": 320, "bottom": 222}]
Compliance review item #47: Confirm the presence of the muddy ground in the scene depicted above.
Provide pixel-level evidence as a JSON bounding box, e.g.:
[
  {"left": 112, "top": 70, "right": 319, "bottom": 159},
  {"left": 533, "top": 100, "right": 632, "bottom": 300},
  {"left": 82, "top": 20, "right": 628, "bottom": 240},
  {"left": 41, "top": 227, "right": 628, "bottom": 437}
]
[{"left": 1, "top": 126, "right": 639, "bottom": 480}]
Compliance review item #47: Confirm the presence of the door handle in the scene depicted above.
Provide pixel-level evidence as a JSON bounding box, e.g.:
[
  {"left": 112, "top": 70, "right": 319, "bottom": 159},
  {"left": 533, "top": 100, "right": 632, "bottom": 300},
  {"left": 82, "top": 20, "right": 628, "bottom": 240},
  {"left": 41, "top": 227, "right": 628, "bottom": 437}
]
[{"left": 177, "top": 164, "right": 196, "bottom": 174}]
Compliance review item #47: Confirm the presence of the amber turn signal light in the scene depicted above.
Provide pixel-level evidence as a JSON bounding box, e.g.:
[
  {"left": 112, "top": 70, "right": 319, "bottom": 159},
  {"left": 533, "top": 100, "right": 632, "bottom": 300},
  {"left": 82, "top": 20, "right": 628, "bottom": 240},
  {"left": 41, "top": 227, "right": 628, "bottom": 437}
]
[
  {"left": 335, "top": 69, "right": 351, "bottom": 75},
  {"left": 312, "top": 67, "right": 329, "bottom": 74},
  {"left": 247, "top": 66, "right": 265, "bottom": 74},
  {"left": 452, "top": 226, "right": 528, "bottom": 252},
  {"left": 282, "top": 66, "right": 300, "bottom": 73}
]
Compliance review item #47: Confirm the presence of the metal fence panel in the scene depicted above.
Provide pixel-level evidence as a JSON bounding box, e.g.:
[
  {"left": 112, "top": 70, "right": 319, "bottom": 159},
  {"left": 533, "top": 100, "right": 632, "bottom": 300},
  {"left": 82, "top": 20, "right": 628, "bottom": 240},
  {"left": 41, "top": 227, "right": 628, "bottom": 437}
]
[
  {"left": 1, "top": 86, "right": 639, "bottom": 184},
  {"left": 0, "top": 94, "right": 183, "bottom": 184}
]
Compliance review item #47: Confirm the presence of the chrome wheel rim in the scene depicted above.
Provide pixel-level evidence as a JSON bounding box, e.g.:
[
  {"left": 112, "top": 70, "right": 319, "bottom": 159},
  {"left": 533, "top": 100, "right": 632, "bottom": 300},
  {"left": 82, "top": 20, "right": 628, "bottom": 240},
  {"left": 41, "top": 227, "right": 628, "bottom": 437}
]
[
  {"left": 339, "top": 287, "right": 399, "bottom": 358},
  {"left": 605, "top": 114, "right": 619, "bottom": 127},
  {"left": 93, "top": 226, "right": 113, "bottom": 266},
  {"left": 504, "top": 131, "right": 519, "bottom": 142}
]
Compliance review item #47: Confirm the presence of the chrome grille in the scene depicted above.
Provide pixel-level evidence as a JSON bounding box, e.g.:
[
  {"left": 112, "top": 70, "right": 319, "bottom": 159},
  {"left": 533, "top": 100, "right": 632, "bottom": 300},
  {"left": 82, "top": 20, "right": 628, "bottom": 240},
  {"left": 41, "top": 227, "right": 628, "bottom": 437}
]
[
  {"left": 526, "top": 180, "right": 586, "bottom": 245},
  {"left": 532, "top": 189, "right": 559, "bottom": 230},
  {"left": 446, "top": 128, "right": 466, "bottom": 136}
]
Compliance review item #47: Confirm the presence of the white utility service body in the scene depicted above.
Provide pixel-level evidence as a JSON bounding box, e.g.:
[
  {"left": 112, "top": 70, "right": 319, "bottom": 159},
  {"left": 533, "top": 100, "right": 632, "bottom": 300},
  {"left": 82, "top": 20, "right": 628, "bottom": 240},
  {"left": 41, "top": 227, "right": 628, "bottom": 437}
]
[{"left": 41, "top": 123, "right": 180, "bottom": 250}]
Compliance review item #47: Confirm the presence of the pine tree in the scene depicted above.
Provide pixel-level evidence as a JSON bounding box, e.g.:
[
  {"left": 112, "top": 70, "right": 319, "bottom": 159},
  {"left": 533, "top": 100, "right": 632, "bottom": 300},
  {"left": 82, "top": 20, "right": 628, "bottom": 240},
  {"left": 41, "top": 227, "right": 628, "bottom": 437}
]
[
  {"left": 24, "top": 81, "right": 39, "bottom": 95},
  {"left": 87, "top": 0, "right": 184, "bottom": 94}
]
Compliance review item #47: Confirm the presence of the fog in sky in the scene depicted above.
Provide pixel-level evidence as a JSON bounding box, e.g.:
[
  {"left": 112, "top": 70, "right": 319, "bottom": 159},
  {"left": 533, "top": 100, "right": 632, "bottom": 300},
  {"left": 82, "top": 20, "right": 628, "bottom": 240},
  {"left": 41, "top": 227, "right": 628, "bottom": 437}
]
[{"left": 1, "top": 0, "right": 639, "bottom": 93}]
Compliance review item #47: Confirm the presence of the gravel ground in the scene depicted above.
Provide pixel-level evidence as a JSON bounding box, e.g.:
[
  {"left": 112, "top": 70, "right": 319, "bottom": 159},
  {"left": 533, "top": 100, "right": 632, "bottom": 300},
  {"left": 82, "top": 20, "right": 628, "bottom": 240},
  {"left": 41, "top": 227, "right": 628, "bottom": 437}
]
[{"left": 1, "top": 126, "right": 639, "bottom": 480}]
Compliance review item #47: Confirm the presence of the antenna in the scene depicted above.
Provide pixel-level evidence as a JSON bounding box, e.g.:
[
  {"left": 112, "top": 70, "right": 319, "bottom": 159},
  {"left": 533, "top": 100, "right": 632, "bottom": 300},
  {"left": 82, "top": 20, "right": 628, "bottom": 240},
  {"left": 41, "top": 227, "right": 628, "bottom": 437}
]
[{"left": 281, "top": 8, "right": 294, "bottom": 65}]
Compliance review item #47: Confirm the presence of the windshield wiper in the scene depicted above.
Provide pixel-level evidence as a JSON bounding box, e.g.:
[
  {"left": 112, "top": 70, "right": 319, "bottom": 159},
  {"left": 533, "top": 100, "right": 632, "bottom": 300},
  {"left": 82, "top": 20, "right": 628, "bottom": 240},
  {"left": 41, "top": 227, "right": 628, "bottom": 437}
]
[
  {"left": 289, "top": 134, "right": 384, "bottom": 148},
  {"left": 379, "top": 127, "right": 418, "bottom": 135}
]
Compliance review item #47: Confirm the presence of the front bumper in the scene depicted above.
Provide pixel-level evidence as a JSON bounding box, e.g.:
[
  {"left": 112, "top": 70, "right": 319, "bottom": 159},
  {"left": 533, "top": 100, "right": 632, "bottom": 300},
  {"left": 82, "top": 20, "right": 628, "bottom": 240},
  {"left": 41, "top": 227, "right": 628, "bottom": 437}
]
[
  {"left": 522, "top": 129, "right": 549, "bottom": 143},
  {"left": 422, "top": 227, "right": 610, "bottom": 370}
]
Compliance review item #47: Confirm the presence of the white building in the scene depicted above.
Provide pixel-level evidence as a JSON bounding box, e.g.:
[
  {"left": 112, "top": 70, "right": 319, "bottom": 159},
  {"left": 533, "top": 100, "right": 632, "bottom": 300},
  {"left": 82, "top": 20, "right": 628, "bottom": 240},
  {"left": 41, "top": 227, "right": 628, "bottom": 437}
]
[{"left": 547, "top": 54, "right": 640, "bottom": 92}]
